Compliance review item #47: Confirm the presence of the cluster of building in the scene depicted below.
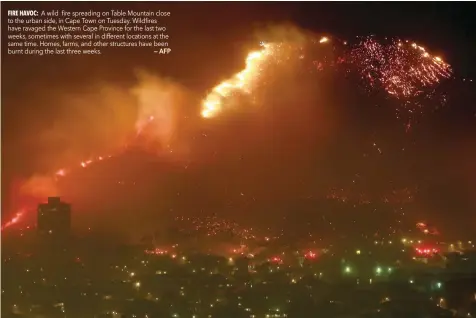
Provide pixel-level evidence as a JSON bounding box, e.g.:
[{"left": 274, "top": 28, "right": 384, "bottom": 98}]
[{"left": 2, "top": 197, "right": 476, "bottom": 317}]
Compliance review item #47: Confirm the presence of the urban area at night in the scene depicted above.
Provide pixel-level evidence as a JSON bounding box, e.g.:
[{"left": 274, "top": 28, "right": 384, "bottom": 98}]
[{"left": 2, "top": 2, "right": 476, "bottom": 318}]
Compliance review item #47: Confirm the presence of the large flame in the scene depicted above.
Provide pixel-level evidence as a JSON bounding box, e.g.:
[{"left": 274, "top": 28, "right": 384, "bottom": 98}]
[{"left": 201, "top": 43, "right": 276, "bottom": 118}]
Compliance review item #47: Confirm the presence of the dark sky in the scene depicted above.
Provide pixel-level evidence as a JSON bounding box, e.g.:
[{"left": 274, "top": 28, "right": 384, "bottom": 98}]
[{"left": 2, "top": 2, "right": 476, "bottom": 237}]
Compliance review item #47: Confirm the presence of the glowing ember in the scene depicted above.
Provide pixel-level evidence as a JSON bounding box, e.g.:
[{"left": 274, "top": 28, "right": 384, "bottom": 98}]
[
  {"left": 349, "top": 37, "right": 451, "bottom": 100},
  {"left": 304, "top": 251, "right": 317, "bottom": 259},
  {"left": 269, "top": 256, "right": 283, "bottom": 264},
  {"left": 319, "top": 36, "right": 329, "bottom": 43},
  {"left": 415, "top": 247, "right": 439, "bottom": 256},
  {"left": 145, "top": 248, "right": 169, "bottom": 255},
  {"left": 1, "top": 210, "right": 25, "bottom": 231}
]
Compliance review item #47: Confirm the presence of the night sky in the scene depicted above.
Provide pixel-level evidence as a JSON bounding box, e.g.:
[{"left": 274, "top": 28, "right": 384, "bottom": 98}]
[{"left": 2, "top": 2, "right": 476, "bottom": 239}]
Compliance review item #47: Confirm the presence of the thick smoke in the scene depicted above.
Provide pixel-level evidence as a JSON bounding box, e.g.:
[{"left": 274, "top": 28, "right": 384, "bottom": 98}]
[
  {"left": 19, "top": 175, "right": 60, "bottom": 199},
  {"left": 16, "top": 71, "right": 191, "bottom": 204},
  {"left": 134, "top": 71, "right": 184, "bottom": 143},
  {"left": 253, "top": 23, "right": 313, "bottom": 45},
  {"left": 132, "top": 70, "right": 195, "bottom": 158}
]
